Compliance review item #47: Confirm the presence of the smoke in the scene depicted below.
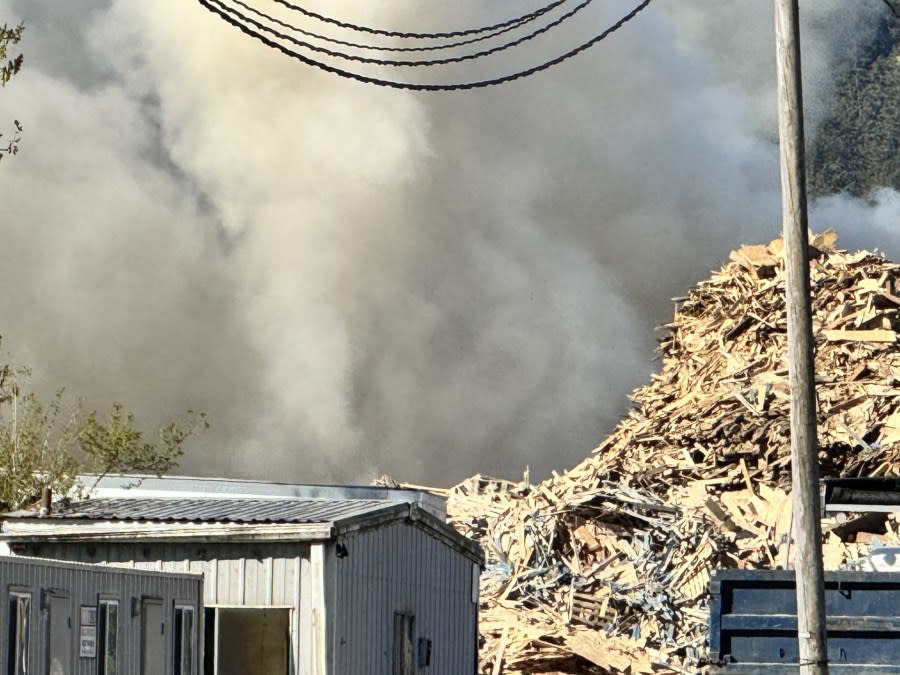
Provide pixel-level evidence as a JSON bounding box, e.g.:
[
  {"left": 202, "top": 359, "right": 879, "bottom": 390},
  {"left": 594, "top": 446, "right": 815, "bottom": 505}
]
[
  {"left": 0, "top": 0, "right": 892, "bottom": 485},
  {"left": 812, "top": 189, "right": 900, "bottom": 255},
  {"left": 660, "top": 1, "right": 884, "bottom": 134}
]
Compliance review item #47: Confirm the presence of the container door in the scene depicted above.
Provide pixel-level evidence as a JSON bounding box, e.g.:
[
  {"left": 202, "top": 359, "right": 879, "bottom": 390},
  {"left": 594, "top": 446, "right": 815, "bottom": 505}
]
[
  {"left": 46, "top": 594, "right": 72, "bottom": 675},
  {"left": 141, "top": 598, "right": 165, "bottom": 675}
]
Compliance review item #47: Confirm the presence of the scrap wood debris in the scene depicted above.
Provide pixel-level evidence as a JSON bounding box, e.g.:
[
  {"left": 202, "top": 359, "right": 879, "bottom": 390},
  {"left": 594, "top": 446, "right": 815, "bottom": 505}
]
[{"left": 439, "top": 231, "right": 900, "bottom": 673}]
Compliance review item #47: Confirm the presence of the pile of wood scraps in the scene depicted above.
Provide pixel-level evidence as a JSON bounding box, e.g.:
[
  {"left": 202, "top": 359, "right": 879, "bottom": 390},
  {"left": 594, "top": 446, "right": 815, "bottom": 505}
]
[
  {"left": 449, "top": 474, "right": 734, "bottom": 673},
  {"left": 440, "top": 233, "right": 900, "bottom": 673}
]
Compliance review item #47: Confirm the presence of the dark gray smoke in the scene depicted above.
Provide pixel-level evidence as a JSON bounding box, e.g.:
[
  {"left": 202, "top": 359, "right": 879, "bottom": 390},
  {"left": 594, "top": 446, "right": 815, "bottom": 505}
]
[{"left": 0, "top": 0, "right": 897, "bottom": 485}]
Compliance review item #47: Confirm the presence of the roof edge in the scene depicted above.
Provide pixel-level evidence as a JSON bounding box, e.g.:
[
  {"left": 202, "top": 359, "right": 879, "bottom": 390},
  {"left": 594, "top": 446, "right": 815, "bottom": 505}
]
[
  {"left": 0, "top": 520, "right": 334, "bottom": 543},
  {"left": 0, "top": 554, "right": 203, "bottom": 580},
  {"left": 333, "top": 503, "right": 484, "bottom": 565},
  {"left": 409, "top": 503, "right": 485, "bottom": 566},
  {"left": 1, "top": 502, "right": 484, "bottom": 564}
]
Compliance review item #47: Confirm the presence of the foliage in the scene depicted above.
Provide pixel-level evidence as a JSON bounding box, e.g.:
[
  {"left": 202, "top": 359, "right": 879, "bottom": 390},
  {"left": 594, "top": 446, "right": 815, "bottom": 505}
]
[
  {"left": 0, "top": 22, "right": 23, "bottom": 84},
  {"left": 0, "top": 387, "right": 80, "bottom": 513},
  {"left": 0, "top": 22, "right": 22, "bottom": 161},
  {"left": 809, "top": 18, "right": 900, "bottom": 197},
  {"left": 79, "top": 403, "right": 205, "bottom": 478},
  {"left": 0, "top": 341, "right": 207, "bottom": 511}
]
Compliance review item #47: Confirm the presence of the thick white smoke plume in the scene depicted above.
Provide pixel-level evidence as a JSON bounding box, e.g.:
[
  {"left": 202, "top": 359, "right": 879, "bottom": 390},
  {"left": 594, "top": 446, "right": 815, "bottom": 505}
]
[{"left": 0, "top": 0, "right": 896, "bottom": 485}]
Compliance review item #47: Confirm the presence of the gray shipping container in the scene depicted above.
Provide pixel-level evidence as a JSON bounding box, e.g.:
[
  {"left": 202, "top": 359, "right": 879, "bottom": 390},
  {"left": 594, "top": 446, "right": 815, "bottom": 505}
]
[{"left": 0, "top": 555, "right": 202, "bottom": 675}]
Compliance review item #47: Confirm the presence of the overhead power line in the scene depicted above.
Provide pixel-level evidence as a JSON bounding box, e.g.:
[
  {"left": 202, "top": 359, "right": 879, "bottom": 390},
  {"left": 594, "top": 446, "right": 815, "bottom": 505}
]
[
  {"left": 196, "top": 0, "right": 654, "bottom": 91},
  {"left": 269, "top": 0, "right": 573, "bottom": 40},
  {"left": 230, "top": 0, "right": 581, "bottom": 53},
  {"left": 212, "top": 0, "right": 597, "bottom": 68}
]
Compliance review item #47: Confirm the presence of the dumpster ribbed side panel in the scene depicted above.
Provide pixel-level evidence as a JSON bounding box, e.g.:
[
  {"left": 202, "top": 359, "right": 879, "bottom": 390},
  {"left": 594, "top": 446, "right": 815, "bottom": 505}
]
[
  {"left": 710, "top": 569, "right": 900, "bottom": 672},
  {"left": 331, "top": 521, "right": 478, "bottom": 675}
]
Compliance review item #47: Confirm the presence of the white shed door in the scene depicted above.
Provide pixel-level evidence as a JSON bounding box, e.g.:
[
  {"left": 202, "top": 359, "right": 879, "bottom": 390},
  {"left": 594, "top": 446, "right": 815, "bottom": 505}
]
[
  {"left": 47, "top": 594, "right": 72, "bottom": 675},
  {"left": 141, "top": 599, "right": 166, "bottom": 675}
]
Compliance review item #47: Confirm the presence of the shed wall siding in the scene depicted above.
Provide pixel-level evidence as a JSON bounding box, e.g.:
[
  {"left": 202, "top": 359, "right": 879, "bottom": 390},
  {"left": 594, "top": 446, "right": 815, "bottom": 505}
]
[
  {"left": 330, "top": 521, "right": 478, "bottom": 675},
  {"left": 21, "top": 541, "right": 306, "bottom": 608},
  {"left": 0, "top": 557, "right": 201, "bottom": 675}
]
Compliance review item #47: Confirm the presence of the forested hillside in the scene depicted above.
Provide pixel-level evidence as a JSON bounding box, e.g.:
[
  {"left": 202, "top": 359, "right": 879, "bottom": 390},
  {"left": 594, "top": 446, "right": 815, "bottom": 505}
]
[{"left": 810, "top": 17, "right": 900, "bottom": 196}]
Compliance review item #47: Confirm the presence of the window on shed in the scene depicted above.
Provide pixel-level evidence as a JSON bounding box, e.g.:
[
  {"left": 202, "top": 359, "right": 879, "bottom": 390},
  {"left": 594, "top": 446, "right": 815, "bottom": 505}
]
[
  {"left": 173, "top": 606, "right": 195, "bottom": 675},
  {"left": 7, "top": 593, "right": 30, "bottom": 675},
  {"left": 98, "top": 599, "right": 119, "bottom": 675},
  {"left": 392, "top": 612, "right": 415, "bottom": 675}
]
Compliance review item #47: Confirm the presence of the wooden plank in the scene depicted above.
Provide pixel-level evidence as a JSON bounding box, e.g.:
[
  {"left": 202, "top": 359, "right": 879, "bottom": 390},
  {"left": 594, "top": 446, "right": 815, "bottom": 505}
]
[{"left": 822, "top": 328, "right": 897, "bottom": 342}]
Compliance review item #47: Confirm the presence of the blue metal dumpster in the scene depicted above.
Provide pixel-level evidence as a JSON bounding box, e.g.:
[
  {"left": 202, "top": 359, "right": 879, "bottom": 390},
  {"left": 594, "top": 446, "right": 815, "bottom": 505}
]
[{"left": 709, "top": 569, "right": 900, "bottom": 673}]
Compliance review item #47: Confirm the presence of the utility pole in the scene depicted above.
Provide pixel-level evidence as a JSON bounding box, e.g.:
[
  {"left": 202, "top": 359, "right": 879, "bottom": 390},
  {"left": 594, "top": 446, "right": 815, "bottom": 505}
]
[{"left": 774, "top": 1, "right": 829, "bottom": 673}]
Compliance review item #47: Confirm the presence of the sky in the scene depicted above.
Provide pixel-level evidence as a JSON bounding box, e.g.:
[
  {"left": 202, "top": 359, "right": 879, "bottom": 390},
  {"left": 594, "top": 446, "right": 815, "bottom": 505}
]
[{"left": 0, "top": 0, "right": 898, "bottom": 486}]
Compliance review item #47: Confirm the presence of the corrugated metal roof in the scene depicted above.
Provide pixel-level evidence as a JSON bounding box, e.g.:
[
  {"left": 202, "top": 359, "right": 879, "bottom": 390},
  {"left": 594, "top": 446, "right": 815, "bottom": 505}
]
[
  {"left": 30, "top": 498, "right": 395, "bottom": 525},
  {"left": 67, "top": 475, "right": 448, "bottom": 520}
]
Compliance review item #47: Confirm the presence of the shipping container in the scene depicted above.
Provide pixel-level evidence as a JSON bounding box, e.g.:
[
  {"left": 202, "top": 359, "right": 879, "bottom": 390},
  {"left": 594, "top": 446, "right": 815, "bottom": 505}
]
[{"left": 0, "top": 554, "right": 202, "bottom": 675}]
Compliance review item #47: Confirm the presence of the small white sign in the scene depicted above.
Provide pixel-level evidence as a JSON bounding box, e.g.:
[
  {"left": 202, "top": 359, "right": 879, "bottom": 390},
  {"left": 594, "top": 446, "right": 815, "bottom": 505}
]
[
  {"left": 80, "top": 606, "right": 97, "bottom": 627},
  {"left": 79, "top": 625, "right": 97, "bottom": 658}
]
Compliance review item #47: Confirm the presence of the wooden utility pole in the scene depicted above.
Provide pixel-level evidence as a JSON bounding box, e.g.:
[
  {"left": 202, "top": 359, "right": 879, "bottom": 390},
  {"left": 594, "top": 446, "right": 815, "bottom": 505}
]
[{"left": 774, "top": 0, "right": 829, "bottom": 672}]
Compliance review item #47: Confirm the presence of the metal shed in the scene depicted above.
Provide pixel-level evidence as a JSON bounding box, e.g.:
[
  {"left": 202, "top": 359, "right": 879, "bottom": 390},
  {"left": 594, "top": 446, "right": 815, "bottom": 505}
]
[
  {"left": 0, "top": 554, "right": 202, "bottom": 675},
  {"left": 0, "top": 475, "right": 483, "bottom": 675}
]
